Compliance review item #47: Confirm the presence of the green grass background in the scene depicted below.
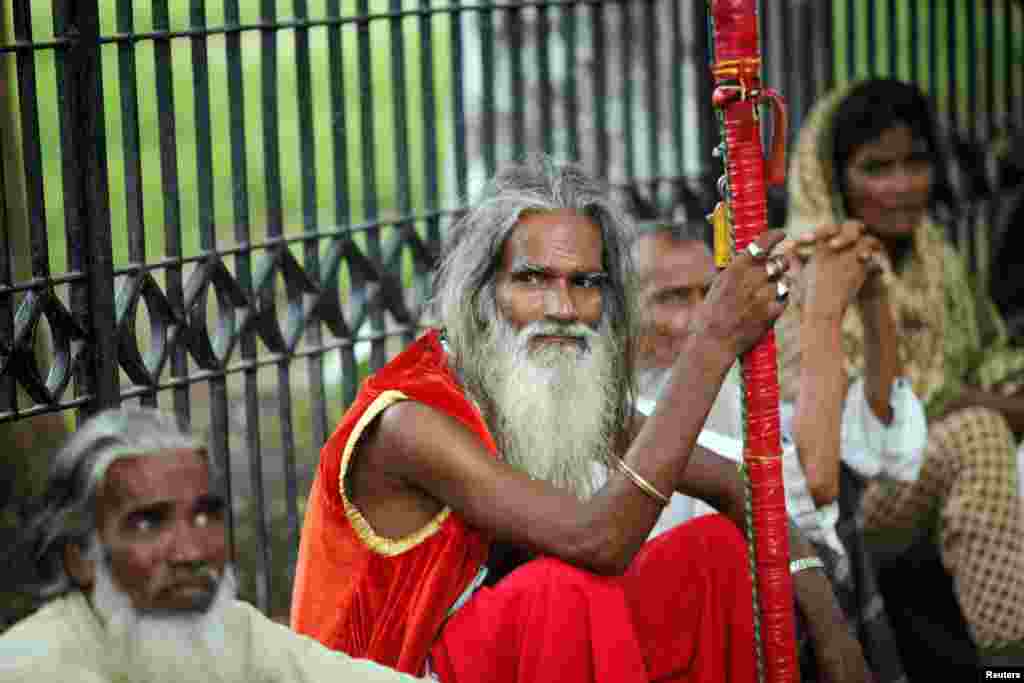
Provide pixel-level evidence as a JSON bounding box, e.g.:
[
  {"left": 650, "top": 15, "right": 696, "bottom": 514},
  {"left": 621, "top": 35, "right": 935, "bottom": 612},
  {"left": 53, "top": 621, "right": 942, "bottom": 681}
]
[{"left": 22, "top": 0, "right": 452, "bottom": 276}]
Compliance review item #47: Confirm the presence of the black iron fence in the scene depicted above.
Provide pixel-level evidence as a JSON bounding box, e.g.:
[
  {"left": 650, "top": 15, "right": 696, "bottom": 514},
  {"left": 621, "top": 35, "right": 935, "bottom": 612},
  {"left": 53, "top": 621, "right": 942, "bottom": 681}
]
[{"left": 1, "top": 0, "right": 1020, "bottom": 621}]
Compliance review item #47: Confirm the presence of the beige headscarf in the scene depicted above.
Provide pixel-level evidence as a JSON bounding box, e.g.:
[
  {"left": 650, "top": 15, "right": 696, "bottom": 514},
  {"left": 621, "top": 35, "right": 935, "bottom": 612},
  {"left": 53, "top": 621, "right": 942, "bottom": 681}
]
[{"left": 776, "top": 81, "right": 1023, "bottom": 416}]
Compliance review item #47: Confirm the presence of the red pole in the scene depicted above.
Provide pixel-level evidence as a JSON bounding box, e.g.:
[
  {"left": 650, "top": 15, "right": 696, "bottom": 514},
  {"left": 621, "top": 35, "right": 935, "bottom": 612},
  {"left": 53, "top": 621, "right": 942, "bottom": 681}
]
[{"left": 708, "top": 2, "right": 797, "bottom": 682}]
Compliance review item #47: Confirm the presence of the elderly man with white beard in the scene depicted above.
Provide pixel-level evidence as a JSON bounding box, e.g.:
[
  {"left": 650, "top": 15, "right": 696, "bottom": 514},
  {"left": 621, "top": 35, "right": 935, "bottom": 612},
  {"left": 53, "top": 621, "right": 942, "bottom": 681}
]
[
  {"left": 291, "top": 157, "right": 870, "bottom": 683},
  {"left": 0, "top": 407, "right": 422, "bottom": 683}
]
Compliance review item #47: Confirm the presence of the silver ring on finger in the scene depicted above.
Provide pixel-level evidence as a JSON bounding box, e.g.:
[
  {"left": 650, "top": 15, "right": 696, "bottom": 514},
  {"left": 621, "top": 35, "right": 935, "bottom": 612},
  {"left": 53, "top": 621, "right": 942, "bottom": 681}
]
[
  {"left": 776, "top": 280, "right": 790, "bottom": 302},
  {"left": 744, "top": 242, "right": 766, "bottom": 259}
]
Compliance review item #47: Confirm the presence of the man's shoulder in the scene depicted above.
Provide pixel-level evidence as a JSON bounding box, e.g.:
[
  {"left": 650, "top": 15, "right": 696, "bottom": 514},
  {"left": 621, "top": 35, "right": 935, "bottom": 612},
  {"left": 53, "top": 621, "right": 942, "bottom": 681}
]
[
  {"left": 1, "top": 595, "right": 80, "bottom": 643},
  {"left": 0, "top": 595, "right": 99, "bottom": 679}
]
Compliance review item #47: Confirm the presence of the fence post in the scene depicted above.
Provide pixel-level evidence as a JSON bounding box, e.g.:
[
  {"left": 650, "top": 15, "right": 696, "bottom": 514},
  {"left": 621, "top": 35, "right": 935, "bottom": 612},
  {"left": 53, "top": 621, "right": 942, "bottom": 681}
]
[{"left": 55, "top": 0, "right": 118, "bottom": 420}]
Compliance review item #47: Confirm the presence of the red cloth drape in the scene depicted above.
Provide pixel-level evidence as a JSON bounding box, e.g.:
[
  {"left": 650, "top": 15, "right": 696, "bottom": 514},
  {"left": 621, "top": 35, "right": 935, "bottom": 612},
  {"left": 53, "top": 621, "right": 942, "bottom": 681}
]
[{"left": 431, "top": 514, "right": 757, "bottom": 683}]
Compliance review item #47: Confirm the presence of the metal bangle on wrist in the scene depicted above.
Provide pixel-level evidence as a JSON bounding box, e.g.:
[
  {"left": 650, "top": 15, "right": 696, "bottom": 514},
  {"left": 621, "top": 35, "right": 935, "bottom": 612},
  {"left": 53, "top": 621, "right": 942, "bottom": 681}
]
[{"left": 789, "top": 556, "right": 826, "bottom": 575}]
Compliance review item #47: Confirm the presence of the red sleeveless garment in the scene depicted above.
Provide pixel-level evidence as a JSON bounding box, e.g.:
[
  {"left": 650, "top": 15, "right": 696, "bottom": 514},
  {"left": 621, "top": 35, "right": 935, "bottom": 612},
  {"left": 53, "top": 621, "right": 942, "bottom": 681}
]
[
  {"left": 293, "top": 329, "right": 758, "bottom": 681},
  {"left": 290, "top": 329, "right": 492, "bottom": 675}
]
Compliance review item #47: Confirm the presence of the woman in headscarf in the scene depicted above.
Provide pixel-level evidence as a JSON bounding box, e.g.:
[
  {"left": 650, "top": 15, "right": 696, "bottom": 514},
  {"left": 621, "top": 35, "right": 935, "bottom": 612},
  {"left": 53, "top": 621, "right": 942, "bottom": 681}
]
[{"left": 777, "top": 78, "right": 1024, "bottom": 664}]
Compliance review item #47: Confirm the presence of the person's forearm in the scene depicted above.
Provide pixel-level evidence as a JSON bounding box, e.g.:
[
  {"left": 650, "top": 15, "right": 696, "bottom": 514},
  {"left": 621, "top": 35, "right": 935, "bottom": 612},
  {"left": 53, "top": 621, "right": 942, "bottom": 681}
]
[
  {"left": 792, "top": 315, "right": 846, "bottom": 506},
  {"left": 859, "top": 289, "right": 898, "bottom": 425},
  {"left": 788, "top": 523, "right": 871, "bottom": 683}
]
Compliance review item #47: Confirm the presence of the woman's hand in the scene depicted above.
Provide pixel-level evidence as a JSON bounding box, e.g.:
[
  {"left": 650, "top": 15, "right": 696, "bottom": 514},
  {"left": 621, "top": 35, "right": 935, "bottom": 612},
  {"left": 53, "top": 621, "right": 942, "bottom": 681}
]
[{"left": 791, "top": 221, "right": 884, "bottom": 321}]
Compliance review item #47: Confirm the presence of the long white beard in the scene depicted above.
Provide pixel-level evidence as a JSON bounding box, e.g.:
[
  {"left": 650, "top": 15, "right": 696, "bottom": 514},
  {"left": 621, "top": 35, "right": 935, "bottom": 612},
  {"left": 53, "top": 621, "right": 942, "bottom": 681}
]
[
  {"left": 465, "top": 317, "right": 619, "bottom": 500},
  {"left": 90, "top": 553, "right": 238, "bottom": 683}
]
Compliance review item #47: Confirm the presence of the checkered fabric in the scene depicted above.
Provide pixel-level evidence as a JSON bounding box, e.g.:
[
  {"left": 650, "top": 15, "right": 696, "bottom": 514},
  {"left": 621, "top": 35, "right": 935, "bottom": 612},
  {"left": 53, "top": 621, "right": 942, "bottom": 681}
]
[{"left": 861, "top": 406, "right": 1024, "bottom": 648}]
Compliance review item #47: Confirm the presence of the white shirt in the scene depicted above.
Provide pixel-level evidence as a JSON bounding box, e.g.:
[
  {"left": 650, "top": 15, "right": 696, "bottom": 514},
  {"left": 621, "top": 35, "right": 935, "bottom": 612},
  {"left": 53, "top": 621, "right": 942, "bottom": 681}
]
[{"left": 633, "top": 371, "right": 928, "bottom": 556}]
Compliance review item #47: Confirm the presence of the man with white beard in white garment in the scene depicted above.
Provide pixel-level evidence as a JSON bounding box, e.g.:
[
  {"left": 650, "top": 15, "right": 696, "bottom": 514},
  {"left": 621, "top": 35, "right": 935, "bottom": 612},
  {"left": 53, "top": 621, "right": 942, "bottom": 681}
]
[{"left": 0, "top": 407, "right": 422, "bottom": 683}]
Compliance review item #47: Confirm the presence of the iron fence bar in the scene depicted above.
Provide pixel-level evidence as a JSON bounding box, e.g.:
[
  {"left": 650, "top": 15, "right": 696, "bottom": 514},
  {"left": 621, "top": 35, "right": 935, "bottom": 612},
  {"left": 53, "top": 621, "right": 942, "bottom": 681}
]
[
  {"left": 419, "top": 0, "right": 442, "bottom": 246},
  {"left": 508, "top": 5, "right": 526, "bottom": 152},
  {"left": 984, "top": 2, "right": 995, "bottom": 138},
  {"left": 982, "top": 0, "right": 997, "bottom": 289},
  {"left": 1010, "top": 0, "right": 1020, "bottom": 126},
  {"left": 887, "top": 0, "right": 897, "bottom": 76},
  {"left": 909, "top": 0, "right": 919, "bottom": 83},
  {"left": 274, "top": 361, "right": 298, "bottom": 612},
  {"left": 0, "top": 397, "right": 91, "bottom": 425},
  {"left": 197, "top": 0, "right": 250, "bottom": 607},
  {"left": 590, "top": 2, "right": 608, "bottom": 177},
  {"left": 866, "top": 0, "right": 876, "bottom": 75},
  {"left": 845, "top": 0, "right": 855, "bottom": 80},
  {"left": 58, "top": 0, "right": 118, "bottom": 420},
  {"left": 223, "top": 0, "right": 266, "bottom": 619},
  {"left": 0, "top": 38, "right": 72, "bottom": 54},
  {"left": 928, "top": 0, "right": 937, "bottom": 98},
  {"left": 356, "top": 0, "right": 386, "bottom": 371},
  {"left": 618, "top": 1, "right": 633, "bottom": 179},
  {"left": 668, "top": 0, "right": 682, "bottom": 180},
  {"left": 255, "top": 0, "right": 285, "bottom": 614},
  {"left": 967, "top": 2, "right": 978, "bottom": 139},
  {"left": 820, "top": 1, "right": 834, "bottom": 94},
  {"left": 777, "top": 1, "right": 797, "bottom": 141},
  {"left": 947, "top": 0, "right": 963, "bottom": 250},
  {"left": 449, "top": 1, "right": 469, "bottom": 201},
  {"left": 692, "top": 0, "right": 714, "bottom": 184},
  {"left": 1005, "top": 0, "right": 1013, "bottom": 125},
  {"left": 947, "top": 0, "right": 957, "bottom": 129},
  {"left": 642, "top": 0, "right": 660, "bottom": 194},
  {"left": 151, "top": 0, "right": 190, "bottom": 424},
  {"left": 386, "top": 0, "right": 416, "bottom": 344},
  {"left": 478, "top": 0, "right": 497, "bottom": 173},
  {"left": 291, "top": 0, "right": 319, "bottom": 612},
  {"left": 116, "top": 0, "right": 145, "bottom": 269},
  {"left": 1011, "top": 0, "right": 1019, "bottom": 126},
  {"left": 294, "top": 0, "right": 325, "bottom": 567},
  {"left": 118, "top": 0, "right": 159, "bottom": 408},
  {"left": 0, "top": 113, "right": 14, "bottom": 413},
  {"left": 191, "top": 0, "right": 238, "bottom": 545},
  {"left": 560, "top": 1, "right": 578, "bottom": 161},
  {"left": 796, "top": 1, "right": 815, "bottom": 136},
  {"left": 536, "top": 2, "right": 553, "bottom": 155},
  {"left": 325, "top": 0, "right": 360, "bottom": 408},
  {"left": 12, "top": 2, "right": 49, "bottom": 282},
  {"left": 962, "top": 0, "right": 978, "bottom": 276}
]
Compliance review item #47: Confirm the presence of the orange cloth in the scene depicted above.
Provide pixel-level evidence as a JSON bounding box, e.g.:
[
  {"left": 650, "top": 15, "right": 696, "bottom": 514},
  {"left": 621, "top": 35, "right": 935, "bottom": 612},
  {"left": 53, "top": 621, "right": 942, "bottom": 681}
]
[{"left": 290, "top": 330, "right": 492, "bottom": 676}]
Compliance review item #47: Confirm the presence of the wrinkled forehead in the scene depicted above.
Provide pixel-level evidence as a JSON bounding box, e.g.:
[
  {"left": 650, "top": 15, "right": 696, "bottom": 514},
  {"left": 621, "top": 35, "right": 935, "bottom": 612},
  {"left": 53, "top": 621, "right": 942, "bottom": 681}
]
[
  {"left": 99, "top": 449, "right": 213, "bottom": 511},
  {"left": 635, "top": 233, "right": 714, "bottom": 283},
  {"left": 500, "top": 209, "right": 606, "bottom": 270}
]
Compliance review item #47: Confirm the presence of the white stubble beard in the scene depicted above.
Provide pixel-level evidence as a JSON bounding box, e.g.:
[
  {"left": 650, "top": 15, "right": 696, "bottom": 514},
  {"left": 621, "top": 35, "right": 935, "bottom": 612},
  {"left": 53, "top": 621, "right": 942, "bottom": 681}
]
[{"left": 89, "top": 548, "right": 238, "bottom": 683}]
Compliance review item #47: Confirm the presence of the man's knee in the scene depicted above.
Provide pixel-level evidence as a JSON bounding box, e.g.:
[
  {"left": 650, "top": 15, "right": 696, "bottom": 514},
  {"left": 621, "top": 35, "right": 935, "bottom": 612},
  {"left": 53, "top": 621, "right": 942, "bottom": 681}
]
[{"left": 639, "top": 513, "right": 749, "bottom": 572}]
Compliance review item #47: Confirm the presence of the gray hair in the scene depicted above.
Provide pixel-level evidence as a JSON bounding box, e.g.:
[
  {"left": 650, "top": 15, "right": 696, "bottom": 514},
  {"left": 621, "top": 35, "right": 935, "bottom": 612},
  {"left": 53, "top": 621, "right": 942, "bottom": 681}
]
[
  {"left": 432, "top": 156, "right": 639, "bottom": 435},
  {"left": 23, "top": 407, "right": 210, "bottom": 598}
]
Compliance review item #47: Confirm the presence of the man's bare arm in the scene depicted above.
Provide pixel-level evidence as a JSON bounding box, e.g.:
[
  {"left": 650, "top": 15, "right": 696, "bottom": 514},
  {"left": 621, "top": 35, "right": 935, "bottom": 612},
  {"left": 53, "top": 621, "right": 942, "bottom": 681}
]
[
  {"left": 359, "top": 230, "right": 787, "bottom": 575},
  {"left": 365, "top": 400, "right": 666, "bottom": 575}
]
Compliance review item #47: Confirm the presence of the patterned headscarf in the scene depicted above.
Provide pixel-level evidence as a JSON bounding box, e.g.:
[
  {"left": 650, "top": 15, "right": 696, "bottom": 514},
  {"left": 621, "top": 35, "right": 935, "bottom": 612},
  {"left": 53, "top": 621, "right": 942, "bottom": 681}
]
[{"left": 777, "top": 80, "right": 1024, "bottom": 417}]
